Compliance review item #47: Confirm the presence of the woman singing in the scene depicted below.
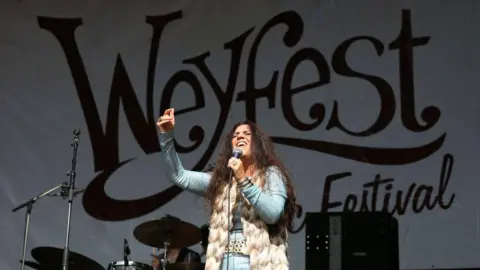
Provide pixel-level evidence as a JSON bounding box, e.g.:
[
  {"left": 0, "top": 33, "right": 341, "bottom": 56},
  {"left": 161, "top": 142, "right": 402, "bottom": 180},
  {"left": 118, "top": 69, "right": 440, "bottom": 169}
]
[{"left": 157, "top": 108, "right": 297, "bottom": 270}]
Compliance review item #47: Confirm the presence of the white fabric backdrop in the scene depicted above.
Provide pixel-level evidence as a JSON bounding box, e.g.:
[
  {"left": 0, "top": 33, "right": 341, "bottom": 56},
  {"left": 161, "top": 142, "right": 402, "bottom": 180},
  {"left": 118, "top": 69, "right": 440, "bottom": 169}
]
[{"left": 1, "top": 0, "right": 479, "bottom": 269}]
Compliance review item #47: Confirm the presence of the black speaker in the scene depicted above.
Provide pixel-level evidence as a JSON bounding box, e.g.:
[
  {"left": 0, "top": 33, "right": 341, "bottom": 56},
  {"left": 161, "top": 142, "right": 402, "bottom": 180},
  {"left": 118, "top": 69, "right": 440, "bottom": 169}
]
[{"left": 305, "top": 212, "right": 399, "bottom": 270}]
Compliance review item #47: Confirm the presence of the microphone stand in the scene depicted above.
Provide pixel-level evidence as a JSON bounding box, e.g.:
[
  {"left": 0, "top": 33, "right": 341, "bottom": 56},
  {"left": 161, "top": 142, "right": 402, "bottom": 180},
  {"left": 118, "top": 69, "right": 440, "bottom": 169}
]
[
  {"left": 226, "top": 150, "right": 241, "bottom": 270},
  {"left": 61, "top": 129, "right": 81, "bottom": 270},
  {"left": 12, "top": 183, "right": 65, "bottom": 270},
  {"left": 226, "top": 170, "right": 234, "bottom": 270}
]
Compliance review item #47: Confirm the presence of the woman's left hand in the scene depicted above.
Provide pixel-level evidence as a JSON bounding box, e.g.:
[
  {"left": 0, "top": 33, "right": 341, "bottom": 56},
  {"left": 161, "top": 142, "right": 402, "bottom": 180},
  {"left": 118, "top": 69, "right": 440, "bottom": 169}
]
[{"left": 228, "top": 157, "right": 246, "bottom": 181}]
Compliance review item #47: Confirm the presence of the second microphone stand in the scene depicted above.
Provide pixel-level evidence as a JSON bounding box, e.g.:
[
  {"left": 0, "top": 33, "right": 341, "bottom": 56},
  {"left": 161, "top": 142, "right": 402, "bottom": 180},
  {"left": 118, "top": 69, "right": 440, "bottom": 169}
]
[
  {"left": 12, "top": 129, "right": 83, "bottom": 270},
  {"left": 61, "top": 129, "right": 81, "bottom": 270}
]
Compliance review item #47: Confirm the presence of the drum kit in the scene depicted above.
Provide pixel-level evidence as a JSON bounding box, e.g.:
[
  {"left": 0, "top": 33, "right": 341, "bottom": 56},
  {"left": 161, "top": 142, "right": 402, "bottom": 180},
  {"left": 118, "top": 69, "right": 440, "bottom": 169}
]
[
  {"left": 19, "top": 215, "right": 208, "bottom": 270},
  {"left": 109, "top": 215, "right": 208, "bottom": 270}
]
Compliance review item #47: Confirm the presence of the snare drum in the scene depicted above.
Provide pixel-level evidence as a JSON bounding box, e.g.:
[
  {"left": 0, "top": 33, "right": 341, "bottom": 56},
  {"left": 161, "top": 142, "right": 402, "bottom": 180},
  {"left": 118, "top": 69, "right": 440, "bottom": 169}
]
[{"left": 107, "top": 260, "right": 153, "bottom": 270}]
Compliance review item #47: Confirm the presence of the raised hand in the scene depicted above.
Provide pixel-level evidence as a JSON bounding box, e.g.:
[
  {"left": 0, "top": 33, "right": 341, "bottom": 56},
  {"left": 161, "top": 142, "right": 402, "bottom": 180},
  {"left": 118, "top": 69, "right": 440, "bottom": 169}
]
[{"left": 157, "top": 108, "right": 175, "bottom": 132}]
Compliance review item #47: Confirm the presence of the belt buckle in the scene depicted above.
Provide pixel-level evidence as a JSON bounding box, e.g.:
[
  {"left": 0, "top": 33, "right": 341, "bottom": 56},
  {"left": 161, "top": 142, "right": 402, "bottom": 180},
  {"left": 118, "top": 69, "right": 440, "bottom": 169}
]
[{"left": 226, "top": 240, "right": 245, "bottom": 254}]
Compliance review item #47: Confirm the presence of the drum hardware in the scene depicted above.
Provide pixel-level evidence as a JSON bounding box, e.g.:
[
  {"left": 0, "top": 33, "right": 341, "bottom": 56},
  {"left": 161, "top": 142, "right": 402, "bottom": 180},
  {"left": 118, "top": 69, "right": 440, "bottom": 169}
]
[
  {"left": 108, "top": 260, "right": 153, "bottom": 270},
  {"left": 134, "top": 215, "right": 206, "bottom": 270},
  {"left": 124, "top": 238, "right": 131, "bottom": 266},
  {"left": 108, "top": 237, "right": 153, "bottom": 270},
  {"left": 11, "top": 129, "right": 84, "bottom": 270},
  {"left": 161, "top": 239, "right": 170, "bottom": 270},
  {"left": 151, "top": 251, "right": 205, "bottom": 270},
  {"left": 133, "top": 215, "right": 202, "bottom": 248}
]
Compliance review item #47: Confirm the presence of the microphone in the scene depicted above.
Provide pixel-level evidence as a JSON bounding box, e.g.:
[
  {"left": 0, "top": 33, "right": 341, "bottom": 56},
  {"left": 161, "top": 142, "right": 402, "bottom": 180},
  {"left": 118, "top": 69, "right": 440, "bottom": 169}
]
[
  {"left": 232, "top": 148, "right": 243, "bottom": 159},
  {"left": 124, "top": 239, "right": 130, "bottom": 261}
]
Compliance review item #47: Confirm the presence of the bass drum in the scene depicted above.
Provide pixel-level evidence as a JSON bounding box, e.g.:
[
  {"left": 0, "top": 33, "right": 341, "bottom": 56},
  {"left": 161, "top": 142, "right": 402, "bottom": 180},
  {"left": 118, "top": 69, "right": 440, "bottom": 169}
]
[{"left": 107, "top": 260, "right": 153, "bottom": 270}]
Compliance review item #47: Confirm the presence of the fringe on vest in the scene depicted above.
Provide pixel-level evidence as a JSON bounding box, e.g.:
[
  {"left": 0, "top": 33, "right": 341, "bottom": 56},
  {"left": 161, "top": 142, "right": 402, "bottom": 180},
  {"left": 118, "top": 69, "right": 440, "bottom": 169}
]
[{"left": 204, "top": 168, "right": 289, "bottom": 270}]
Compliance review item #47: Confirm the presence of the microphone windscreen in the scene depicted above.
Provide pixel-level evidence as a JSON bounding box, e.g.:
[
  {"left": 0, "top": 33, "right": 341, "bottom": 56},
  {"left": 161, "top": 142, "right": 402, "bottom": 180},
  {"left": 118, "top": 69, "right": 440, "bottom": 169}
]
[{"left": 232, "top": 148, "right": 243, "bottom": 158}]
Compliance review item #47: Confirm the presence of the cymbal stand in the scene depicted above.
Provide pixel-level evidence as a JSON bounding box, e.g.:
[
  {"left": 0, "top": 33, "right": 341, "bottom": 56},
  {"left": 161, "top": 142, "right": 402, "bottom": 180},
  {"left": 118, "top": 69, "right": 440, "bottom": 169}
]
[
  {"left": 159, "top": 216, "right": 173, "bottom": 269},
  {"left": 161, "top": 240, "right": 170, "bottom": 269},
  {"left": 12, "top": 183, "right": 65, "bottom": 270}
]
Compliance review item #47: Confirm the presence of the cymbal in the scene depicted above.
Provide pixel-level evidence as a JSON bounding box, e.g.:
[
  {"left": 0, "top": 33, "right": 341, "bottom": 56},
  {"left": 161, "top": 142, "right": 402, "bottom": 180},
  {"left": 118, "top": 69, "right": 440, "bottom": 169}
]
[
  {"left": 18, "top": 260, "right": 41, "bottom": 270},
  {"left": 29, "top": 246, "right": 104, "bottom": 270},
  {"left": 134, "top": 217, "right": 202, "bottom": 248},
  {"left": 165, "top": 263, "right": 206, "bottom": 270}
]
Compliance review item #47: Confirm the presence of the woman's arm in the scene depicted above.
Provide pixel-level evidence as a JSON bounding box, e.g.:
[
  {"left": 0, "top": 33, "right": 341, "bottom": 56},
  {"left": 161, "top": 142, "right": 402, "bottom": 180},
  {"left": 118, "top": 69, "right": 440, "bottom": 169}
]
[
  {"left": 159, "top": 131, "right": 210, "bottom": 197},
  {"left": 239, "top": 166, "right": 287, "bottom": 224}
]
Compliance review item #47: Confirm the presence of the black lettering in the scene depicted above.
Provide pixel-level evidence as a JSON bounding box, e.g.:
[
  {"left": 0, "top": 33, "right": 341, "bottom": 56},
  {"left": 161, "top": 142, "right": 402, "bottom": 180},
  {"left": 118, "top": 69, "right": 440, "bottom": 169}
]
[
  {"left": 437, "top": 154, "right": 455, "bottom": 209},
  {"left": 45, "top": 9, "right": 449, "bottom": 223},
  {"left": 321, "top": 172, "right": 351, "bottom": 212},
  {"left": 389, "top": 9, "right": 440, "bottom": 132},
  {"left": 329, "top": 36, "right": 396, "bottom": 136},
  {"left": 81, "top": 160, "right": 183, "bottom": 221},
  {"left": 382, "top": 183, "right": 393, "bottom": 212},
  {"left": 359, "top": 190, "right": 370, "bottom": 211},
  {"left": 362, "top": 175, "right": 394, "bottom": 212},
  {"left": 271, "top": 132, "right": 446, "bottom": 165},
  {"left": 289, "top": 204, "right": 305, "bottom": 233},
  {"left": 281, "top": 48, "right": 330, "bottom": 130},
  {"left": 160, "top": 70, "right": 206, "bottom": 153},
  {"left": 411, "top": 185, "right": 433, "bottom": 213},
  {"left": 183, "top": 29, "right": 252, "bottom": 167},
  {"left": 38, "top": 12, "right": 182, "bottom": 171},
  {"left": 237, "top": 11, "right": 303, "bottom": 123},
  {"left": 38, "top": 12, "right": 187, "bottom": 221},
  {"left": 344, "top": 195, "right": 357, "bottom": 211},
  {"left": 291, "top": 153, "right": 454, "bottom": 232},
  {"left": 272, "top": 10, "right": 445, "bottom": 165},
  {"left": 308, "top": 153, "right": 454, "bottom": 228},
  {"left": 331, "top": 170, "right": 453, "bottom": 216},
  {"left": 38, "top": 17, "right": 115, "bottom": 170},
  {"left": 393, "top": 183, "right": 416, "bottom": 215}
]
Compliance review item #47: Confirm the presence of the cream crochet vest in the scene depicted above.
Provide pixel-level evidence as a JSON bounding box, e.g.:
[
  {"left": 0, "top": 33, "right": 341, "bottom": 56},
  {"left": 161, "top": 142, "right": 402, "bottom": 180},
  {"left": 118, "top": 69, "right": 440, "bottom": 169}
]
[{"left": 205, "top": 170, "right": 289, "bottom": 270}]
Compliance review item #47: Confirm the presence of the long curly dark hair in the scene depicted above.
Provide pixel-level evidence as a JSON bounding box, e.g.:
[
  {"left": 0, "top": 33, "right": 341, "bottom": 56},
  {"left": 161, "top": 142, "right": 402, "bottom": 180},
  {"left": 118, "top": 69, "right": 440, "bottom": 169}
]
[{"left": 204, "top": 121, "right": 297, "bottom": 233}]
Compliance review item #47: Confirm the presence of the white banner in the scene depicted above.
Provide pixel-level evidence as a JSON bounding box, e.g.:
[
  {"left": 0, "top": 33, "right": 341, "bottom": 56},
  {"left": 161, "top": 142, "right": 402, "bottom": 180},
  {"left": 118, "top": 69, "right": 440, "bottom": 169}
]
[{"left": 1, "top": 0, "right": 479, "bottom": 269}]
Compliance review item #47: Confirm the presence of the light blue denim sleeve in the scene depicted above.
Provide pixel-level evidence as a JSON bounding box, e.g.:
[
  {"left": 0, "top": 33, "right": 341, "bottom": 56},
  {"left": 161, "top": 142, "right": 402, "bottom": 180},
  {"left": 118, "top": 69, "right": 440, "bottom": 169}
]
[
  {"left": 239, "top": 166, "right": 287, "bottom": 224},
  {"left": 159, "top": 131, "right": 210, "bottom": 197}
]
